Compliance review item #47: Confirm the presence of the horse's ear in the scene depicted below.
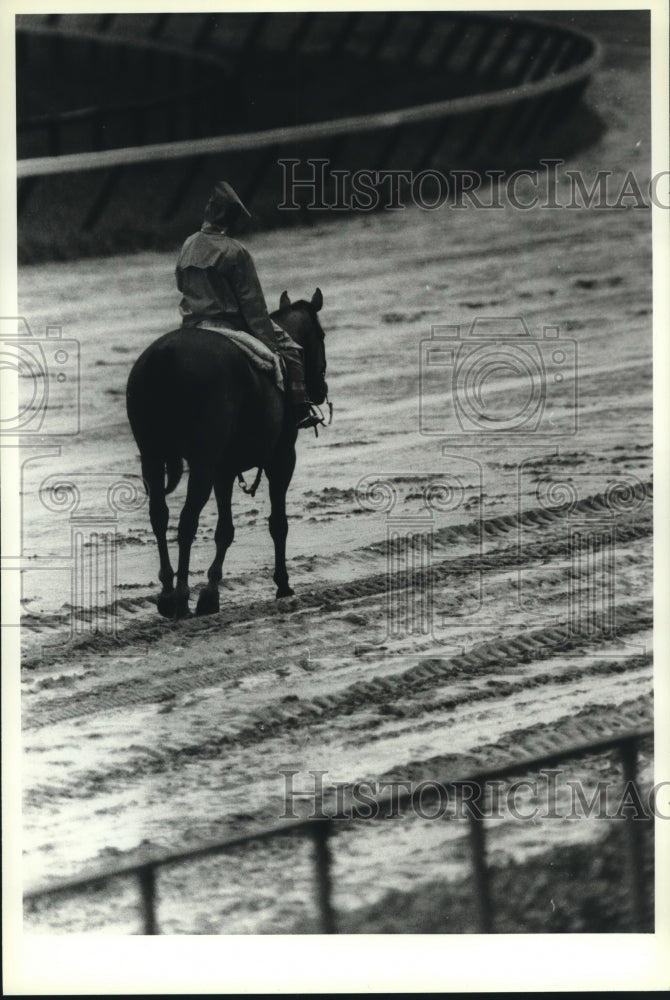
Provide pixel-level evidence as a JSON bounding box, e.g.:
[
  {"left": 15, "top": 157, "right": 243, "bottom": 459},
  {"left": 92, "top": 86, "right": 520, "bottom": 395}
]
[
  {"left": 279, "top": 290, "right": 291, "bottom": 308},
  {"left": 312, "top": 287, "right": 323, "bottom": 312}
]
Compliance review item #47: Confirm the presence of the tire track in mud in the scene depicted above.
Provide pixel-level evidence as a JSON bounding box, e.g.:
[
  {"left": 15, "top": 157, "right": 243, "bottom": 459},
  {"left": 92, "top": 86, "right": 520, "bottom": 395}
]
[
  {"left": 22, "top": 481, "right": 652, "bottom": 674},
  {"left": 27, "top": 613, "right": 651, "bottom": 804},
  {"left": 295, "top": 692, "right": 654, "bottom": 821},
  {"left": 156, "top": 607, "right": 652, "bottom": 752},
  {"left": 384, "top": 696, "right": 653, "bottom": 783},
  {"left": 23, "top": 505, "right": 652, "bottom": 728},
  {"left": 24, "top": 672, "right": 652, "bottom": 828}
]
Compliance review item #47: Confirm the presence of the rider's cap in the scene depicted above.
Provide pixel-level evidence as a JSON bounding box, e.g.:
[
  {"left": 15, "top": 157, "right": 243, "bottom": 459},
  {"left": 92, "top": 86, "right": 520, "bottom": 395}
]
[{"left": 203, "top": 181, "right": 252, "bottom": 226}]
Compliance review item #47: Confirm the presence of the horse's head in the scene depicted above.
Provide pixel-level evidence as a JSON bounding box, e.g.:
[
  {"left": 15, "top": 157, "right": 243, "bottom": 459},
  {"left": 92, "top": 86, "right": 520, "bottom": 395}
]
[{"left": 275, "top": 288, "right": 328, "bottom": 406}]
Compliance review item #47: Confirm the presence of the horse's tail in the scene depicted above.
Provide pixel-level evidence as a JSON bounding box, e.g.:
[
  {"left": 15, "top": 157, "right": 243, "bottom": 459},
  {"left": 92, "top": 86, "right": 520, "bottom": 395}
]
[
  {"left": 141, "top": 455, "right": 183, "bottom": 497},
  {"left": 128, "top": 340, "right": 185, "bottom": 498}
]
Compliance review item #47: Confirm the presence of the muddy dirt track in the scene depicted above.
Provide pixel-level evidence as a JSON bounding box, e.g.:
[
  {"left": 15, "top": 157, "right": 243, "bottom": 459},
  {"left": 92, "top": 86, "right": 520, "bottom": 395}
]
[{"left": 18, "top": 16, "right": 654, "bottom": 933}]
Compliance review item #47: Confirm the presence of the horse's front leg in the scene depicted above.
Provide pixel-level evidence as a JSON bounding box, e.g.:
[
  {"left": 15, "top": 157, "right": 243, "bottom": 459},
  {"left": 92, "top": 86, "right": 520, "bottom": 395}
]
[
  {"left": 174, "top": 465, "right": 213, "bottom": 618},
  {"left": 196, "top": 472, "right": 235, "bottom": 616},
  {"left": 266, "top": 450, "right": 296, "bottom": 598}
]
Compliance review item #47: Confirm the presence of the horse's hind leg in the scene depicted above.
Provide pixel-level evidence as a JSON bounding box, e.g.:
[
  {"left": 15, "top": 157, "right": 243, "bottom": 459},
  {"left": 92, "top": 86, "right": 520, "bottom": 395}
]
[
  {"left": 174, "top": 464, "right": 213, "bottom": 617},
  {"left": 142, "top": 458, "right": 176, "bottom": 619},
  {"left": 196, "top": 471, "right": 235, "bottom": 616},
  {"left": 267, "top": 453, "right": 296, "bottom": 599}
]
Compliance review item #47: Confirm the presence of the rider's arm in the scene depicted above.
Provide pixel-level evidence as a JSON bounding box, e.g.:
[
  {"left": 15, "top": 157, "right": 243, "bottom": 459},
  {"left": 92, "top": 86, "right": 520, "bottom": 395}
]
[{"left": 229, "top": 246, "right": 277, "bottom": 348}]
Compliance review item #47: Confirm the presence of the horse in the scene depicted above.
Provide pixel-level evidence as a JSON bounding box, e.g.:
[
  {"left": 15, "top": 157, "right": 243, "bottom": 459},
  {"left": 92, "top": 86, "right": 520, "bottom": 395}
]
[{"left": 126, "top": 288, "right": 328, "bottom": 619}]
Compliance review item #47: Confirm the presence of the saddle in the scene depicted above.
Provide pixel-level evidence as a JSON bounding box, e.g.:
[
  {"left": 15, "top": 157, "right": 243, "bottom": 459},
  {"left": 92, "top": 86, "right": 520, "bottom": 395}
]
[{"left": 196, "top": 322, "right": 284, "bottom": 391}]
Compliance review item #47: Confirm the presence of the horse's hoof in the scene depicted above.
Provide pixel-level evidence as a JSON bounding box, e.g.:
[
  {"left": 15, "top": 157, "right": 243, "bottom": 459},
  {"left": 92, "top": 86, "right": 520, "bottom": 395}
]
[
  {"left": 175, "top": 598, "right": 190, "bottom": 619},
  {"left": 196, "top": 588, "right": 220, "bottom": 616},
  {"left": 276, "top": 585, "right": 295, "bottom": 599},
  {"left": 157, "top": 591, "right": 176, "bottom": 618}
]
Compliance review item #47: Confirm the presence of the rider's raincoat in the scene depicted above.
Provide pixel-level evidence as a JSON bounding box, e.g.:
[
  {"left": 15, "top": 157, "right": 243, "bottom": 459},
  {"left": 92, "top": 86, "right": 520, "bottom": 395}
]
[{"left": 175, "top": 182, "right": 305, "bottom": 397}]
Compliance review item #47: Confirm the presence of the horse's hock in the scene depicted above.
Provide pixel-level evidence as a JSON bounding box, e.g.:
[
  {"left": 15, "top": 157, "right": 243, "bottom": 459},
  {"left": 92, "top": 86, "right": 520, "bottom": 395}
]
[{"left": 17, "top": 12, "right": 602, "bottom": 261}]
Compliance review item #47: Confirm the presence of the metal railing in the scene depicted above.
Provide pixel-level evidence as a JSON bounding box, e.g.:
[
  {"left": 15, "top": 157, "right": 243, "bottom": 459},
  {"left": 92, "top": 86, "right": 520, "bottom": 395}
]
[
  {"left": 23, "top": 726, "right": 652, "bottom": 934},
  {"left": 17, "top": 14, "right": 601, "bottom": 174},
  {"left": 16, "top": 12, "right": 601, "bottom": 261}
]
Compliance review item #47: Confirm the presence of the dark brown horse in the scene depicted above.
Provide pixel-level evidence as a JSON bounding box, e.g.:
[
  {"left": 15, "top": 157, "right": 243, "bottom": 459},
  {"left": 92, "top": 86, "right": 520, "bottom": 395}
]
[{"left": 126, "top": 289, "right": 328, "bottom": 618}]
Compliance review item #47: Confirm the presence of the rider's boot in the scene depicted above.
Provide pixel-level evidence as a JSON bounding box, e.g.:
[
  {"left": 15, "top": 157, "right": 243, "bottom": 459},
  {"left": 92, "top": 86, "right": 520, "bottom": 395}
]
[
  {"left": 272, "top": 328, "right": 324, "bottom": 431},
  {"left": 292, "top": 386, "right": 323, "bottom": 430},
  {"left": 285, "top": 359, "right": 323, "bottom": 430}
]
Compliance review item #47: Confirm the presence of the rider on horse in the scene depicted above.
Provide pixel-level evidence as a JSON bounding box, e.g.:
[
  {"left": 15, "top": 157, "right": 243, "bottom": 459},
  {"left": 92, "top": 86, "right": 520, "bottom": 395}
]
[{"left": 176, "top": 180, "right": 322, "bottom": 430}]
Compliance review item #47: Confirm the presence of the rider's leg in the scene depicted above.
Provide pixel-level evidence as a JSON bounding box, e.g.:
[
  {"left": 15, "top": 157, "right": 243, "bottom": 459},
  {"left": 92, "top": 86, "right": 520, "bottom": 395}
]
[{"left": 272, "top": 325, "right": 321, "bottom": 428}]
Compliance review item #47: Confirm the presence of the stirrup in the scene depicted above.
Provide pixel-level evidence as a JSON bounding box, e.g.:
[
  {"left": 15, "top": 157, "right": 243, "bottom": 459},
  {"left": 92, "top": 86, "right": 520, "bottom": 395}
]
[
  {"left": 296, "top": 403, "right": 326, "bottom": 434},
  {"left": 296, "top": 411, "right": 322, "bottom": 429}
]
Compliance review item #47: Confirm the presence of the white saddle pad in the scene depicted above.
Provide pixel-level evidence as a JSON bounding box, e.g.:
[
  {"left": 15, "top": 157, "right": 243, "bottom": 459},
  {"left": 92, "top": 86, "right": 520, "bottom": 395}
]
[{"left": 196, "top": 322, "right": 284, "bottom": 392}]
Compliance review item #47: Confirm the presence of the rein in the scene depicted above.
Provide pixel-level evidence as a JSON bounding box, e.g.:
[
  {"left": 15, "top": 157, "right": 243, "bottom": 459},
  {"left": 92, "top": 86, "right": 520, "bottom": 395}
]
[{"left": 238, "top": 467, "right": 263, "bottom": 497}]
